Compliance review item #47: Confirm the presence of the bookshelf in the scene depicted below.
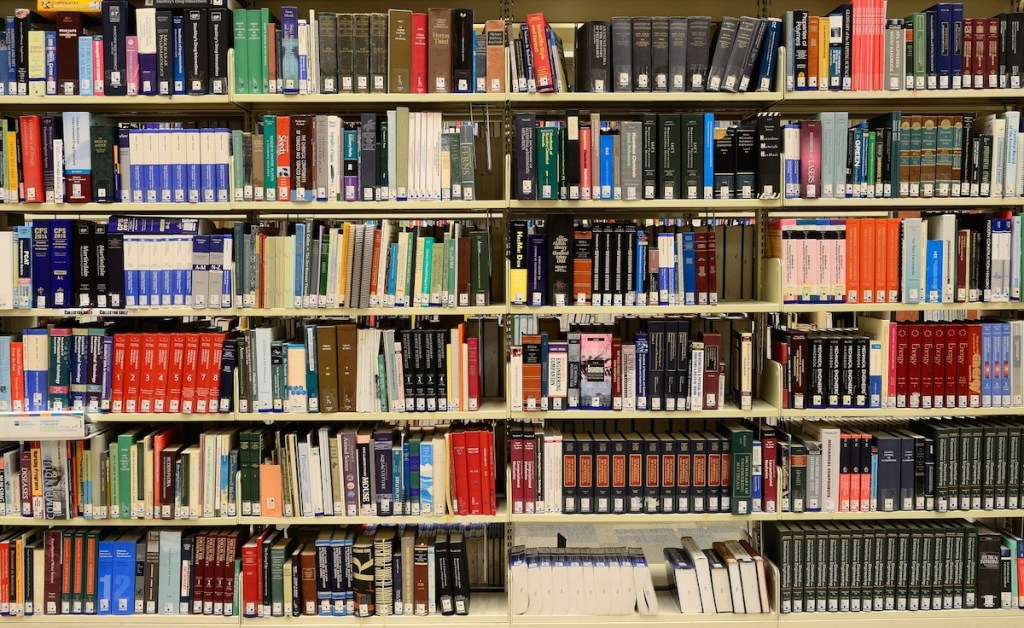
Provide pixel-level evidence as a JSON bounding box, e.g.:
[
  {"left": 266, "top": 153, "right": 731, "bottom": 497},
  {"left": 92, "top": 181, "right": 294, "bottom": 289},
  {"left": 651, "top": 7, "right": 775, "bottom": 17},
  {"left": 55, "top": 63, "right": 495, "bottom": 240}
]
[{"left": 1, "top": 0, "right": 1024, "bottom": 625}]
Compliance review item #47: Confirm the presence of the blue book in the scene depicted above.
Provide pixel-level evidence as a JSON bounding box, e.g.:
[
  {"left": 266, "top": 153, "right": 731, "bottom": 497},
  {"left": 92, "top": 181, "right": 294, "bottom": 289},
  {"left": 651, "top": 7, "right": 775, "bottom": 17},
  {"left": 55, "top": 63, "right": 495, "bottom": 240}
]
[
  {"left": 49, "top": 219, "right": 73, "bottom": 308},
  {"left": 100, "top": 335, "right": 113, "bottom": 411},
  {"left": 682, "top": 231, "right": 697, "bottom": 305},
  {"left": 216, "top": 129, "right": 230, "bottom": 202},
  {"left": 635, "top": 229, "right": 647, "bottom": 301},
  {"left": 172, "top": 15, "right": 185, "bottom": 94},
  {"left": 1000, "top": 322, "right": 1011, "bottom": 407},
  {"left": 158, "top": 129, "right": 173, "bottom": 202},
  {"left": 387, "top": 243, "right": 399, "bottom": 302},
  {"left": 293, "top": 222, "right": 306, "bottom": 305},
  {"left": 670, "top": 231, "right": 679, "bottom": 302},
  {"left": 107, "top": 215, "right": 209, "bottom": 235},
  {"left": 520, "top": 24, "right": 535, "bottom": 91},
  {"left": 148, "top": 236, "right": 162, "bottom": 306},
  {"left": 303, "top": 325, "right": 319, "bottom": 412},
  {"left": 200, "top": 128, "right": 217, "bottom": 202},
  {"left": 408, "top": 435, "right": 419, "bottom": 511},
  {"left": 0, "top": 335, "right": 12, "bottom": 411},
  {"left": 5, "top": 17, "right": 14, "bottom": 95},
  {"left": 97, "top": 538, "right": 115, "bottom": 615},
  {"left": 391, "top": 443, "right": 403, "bottom": 513},
  {"left": 419, "top": 436, "right": 433, "bottom": 515},
  {"left": 312, "top": 535, "right": 331, "bottom": 616},
  {"left": 69, "top": 331, "right": 88, "bottom": 410},
  {"left": 401, "top": 438, "right": 411, "bottom": 514},
  {"left": 281, "top": 7, "right": 299, "bottom": 93},
  {"left": 869, "top": 340, "right": 883, "bottom": 408},
  {"left": 23, "top": 328, "right": 49, "bottom": 412},
  {"left": 128, "top": 131, "right": 144, "bottom": 202},
  {"left": 925, "top": 239, "right": 943, "bottom": 303},
  {"left": 30, "top": 220, "right": 50, "bottom": 308},
  {"left": 755, "top": 18, "right": 782, "bottom": 92},
  {"left": 635, "top": 333, "right": 649, "bottom": 409},
  {"left": 144, "top": 129, "right": 159, "bottom": 204},
  {"left": 925, "top": 9, "right": 939, "bottom": 88},
  {"left": 540, "top": 332, "right": 549, "bottom": 405},
  {"left": 950, "top": 4, "right": 964, "bottom": 88},
  {"left": 79, "top": 36, "right": 94, "bottom": 95},
  {"left": 186, "top": 129, "right": 202, "bottom": 202},
  {"left": 528, "top": 233, "right": 547, "bottom": 305},
  {"left": 0, "top": 22, "right": 8, "bottom": 94},
  {"left": 599, "top": 131, "right": 614, "bottom": 200},
  {"left": 703, "top": 113, "right": 715, "bottom": 198},
  {"left": 982, "top": 323, "right": 994, "bottom": 407},
  {"left": 15, "top": 225, "right": 31, "bottom": 309},
  {"left": 657, "top": 232, "right": 673, "bottom": 305},
  {"left": 44, "top": 30, "right": 56, "bottom": 95},
  {"left": 927, "top": 4, "right": 952, "bottom": 88}
]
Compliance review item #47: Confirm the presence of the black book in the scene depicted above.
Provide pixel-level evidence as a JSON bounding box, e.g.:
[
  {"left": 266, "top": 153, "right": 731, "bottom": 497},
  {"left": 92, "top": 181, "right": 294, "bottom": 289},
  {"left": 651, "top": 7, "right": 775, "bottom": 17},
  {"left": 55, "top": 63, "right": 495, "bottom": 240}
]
[
  {"left": 751, "top": 112, "right": 780, "bottom": 198},
  {"left": 792, "top": 10, "right": 809, "bottom": 90},
  {"left": 575, "top": 21, "right": 610, "bottom": 92},
  {"left": 640, "top": 113, "right": 658, "bottom": 199},
  {"left": 92, "top": 222, "right": 107, "bottom": 308},
  {"left": 832, "top": 4, "right": 853, "bottom": 90},
  {"left": 318, "top": 13, "right": 338, "bottom": 93},
  {"left": 611, "top": 223, "right": 625, "bottom": 302},
  {"left": 657, "top": 113, "right": 681, "bottom": 200},
  {"left": 676, "top": 318, "right": 690, "bottom": 408},
  {"left": 739, "top": 18, "right": 767, "bottom": 92},
  {"left": 686, "top": 16, "right": 712, "bottom": 91},
  {"left": 514, "top": 113, "right": 536, "bottom": 200},
  {"left": 641, "top": 433, "right": 661, "bottom": 513},
  {"left": 712, "top": 127, "right": 735, "bottom": 199},
  {"left": 668, "top": 17, "right": 688, "bottom": 92},
  {"left": 664, "top": 320, "right": 678, "bottom": 410},
  {"left": 368, "top": 13, "right": 387, "bottom": 93},
  {"left": 359, "top": 114, "right": 377, "bottom": 201},
  {"left": 155, "top": 10, "right": 173, "bottom": 95},
  {"left": 682, "top": 113, "right": 703, "bottom": 198},
  {"left": 591, "top": 223, "right": 604, "bottom": 304},
  {"left": 651, "top": 17, "right": 670, "bottom": 91},
  {"left": 562, "top": 432, "right": 577, "bottom": 513},
  {"left": 102, "top": 0, "right": 133, "bottom": 96},
  {"left": 707, "top": 16, "right": 739, "bottom": 91},
  {"left": 610, "top": 17, "right": 632, "bottom": 91},
  {"left": 448, "top": 530, "right": 470, "bottom": 615},
  {"left": 733, "top": 125, "right": 757, "bottom": 198},
  {"left": 73, "top": 221, "right": 94, "bottom": 307},
  {"left": 576, "top": 434, "right": 594, "bottom": 513},
  {"left": 207, "top": 8, "right": 229, "bottom": 94},
  {"left": 184, "top": 8, "right": 208, "bottom": 94},
  {"left": 337, "top": 13, "right": 354, "bottom": 92},
  {"left": 411, "top": 327, "right": 426, "bottom": 411},
  {"left": 434, "top": 329, "right": 448, "bottom": 410},
  {"left": 547, "top": 214, "right": 572, "bottom": 306},
  {"left": 105, "top": 232, "right": 124, "bottom": 307},
  {"left": 722, "top": 16, "right": 758, "bottom": 92},
  {"left": 451, "top": 9, "right": 474, "bottom": 93},
  {"left": 675, "top": 434, "right": 691, "bottom": 512},
  {"left": 423, "top": 325, "right": 438, "bottom": 411},
  {"left": 647, "top": 320, "right": 666, "bottom": 409},
  {"left": 631, "top": 17, "right": 653, "bottom": 91},
  {"left": 689, "top": 434, "right": 707, "bottom": 512},
  {"left": 593, "top": 434, "right": 611, "bottom": 513}
]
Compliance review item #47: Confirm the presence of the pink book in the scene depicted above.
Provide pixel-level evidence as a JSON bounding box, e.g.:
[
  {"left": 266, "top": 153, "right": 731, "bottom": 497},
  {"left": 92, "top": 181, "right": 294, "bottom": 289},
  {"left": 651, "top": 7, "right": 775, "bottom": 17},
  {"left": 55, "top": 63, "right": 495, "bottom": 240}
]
[
  {"left": 92, "top": 38, "right": 104, "bottom": 95},
  {"left": 804, "top": 224, "right": 822, "bottom": 302},
  {"left": 799, "top": 120, "right": 821, "bottom": 198},
  {"left": 790, "top": 221, "right": 806, "bottom": 302},
  {"left": 126, "top": 35, "right": 139, "bottom": 96}
]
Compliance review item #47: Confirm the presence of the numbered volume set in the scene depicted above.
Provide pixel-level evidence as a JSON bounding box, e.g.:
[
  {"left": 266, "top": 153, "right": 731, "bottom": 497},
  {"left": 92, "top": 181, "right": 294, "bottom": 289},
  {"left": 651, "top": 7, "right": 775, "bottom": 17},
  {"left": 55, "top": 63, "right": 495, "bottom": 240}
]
[
  {"left": 512, "top": 13, "right": 781, "bottom": 93},
  {"left": 514, "top": 111, "right": 782, "bottom": 201},
  {"left": 508, "top": 316, "right": 755, "bottom": 412}
]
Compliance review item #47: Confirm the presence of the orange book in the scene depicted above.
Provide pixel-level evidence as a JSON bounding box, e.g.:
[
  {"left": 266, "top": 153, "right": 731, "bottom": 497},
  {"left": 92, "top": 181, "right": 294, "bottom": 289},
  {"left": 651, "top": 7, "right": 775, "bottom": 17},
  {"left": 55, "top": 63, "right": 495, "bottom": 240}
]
[
  {"left": 484, "top": 20, "right": 505, "bottom": 93},
  {"left": 259, "top": 464, "right": 284, "bottom": 517},
  {"left": 275, "top": 115, "right": 291, "bottom": 201},
  {"left": 808, "top": 16, "right": 820, "bottom": 90},
  {"left": 818, "top": 18, "right": 830, "bottom": 90},
  {"left": 521, "top": 334, "right": 542, "bottom": 410},
  {"left": 874, "top": 218, "right": 887, "bottom": 304},
  {"left": 859, "top": 218, "right": 875, "bottom": 303},
  {"left": 367, "top": 226, "right": 383, "bottom": 305},
  {"left": 845, "top": 219, "right": 859, "bottom": 303},
  {"left": 886, "top": 218, "right": 901, "bottom": 303},
  {"left": 858, "top": 433, "right": 872, "bottom": 512}
]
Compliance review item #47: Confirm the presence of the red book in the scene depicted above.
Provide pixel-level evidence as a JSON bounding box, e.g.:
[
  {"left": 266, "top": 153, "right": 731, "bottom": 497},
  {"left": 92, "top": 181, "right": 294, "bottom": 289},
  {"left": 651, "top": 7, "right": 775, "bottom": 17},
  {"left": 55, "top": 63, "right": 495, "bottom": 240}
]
[
  {"left": 761, "top": 430, "right": 777, "bottom": 513},
  {"left": 167, "top": 333, "right": 186, "bottom": 413},
  {"left": 60, "top": 532, "right": 73, "bottom": 613},
  {"left": 484, "top": 428, "right": 497, "bottom": 515},
  {"left": 138, "top": 333, "right": 158, "bottom": 413},
  {"left": 367, "top": 228, "right": 383, "bottom": 302},
  {"left": 180, "top": 333, "right": 201, "bottom": 414},
  {"left": 956, "top": 324, "right": 970, "bottom": 407},
  {"left": 963, "top": 18, "right": 974, "bottom": 87},
  {"left": 151, "top": 427, "right": 176, "bottom": 517},
  {"left": 109, "top": 335, "right": 127, "bottom": 413},
  {"left": 152, "top": 333, "right": 171, "bottom": 413},
  {"left": 580, "top": 125, "right": 593, "bottom": 200},
  {"left": 967, "top": 323, "right": 982, "bottom": 407},
  {"left": 973, "top": 19, "right": 987, "bottom": 89},
  {"left": 212, "top": 532, "right": 228, "bottom": 614},
  {"left": 611, "top": 337, "right": 622, "bottom": 410},
  {"left": 695, "top": 231, "right": 709, "bottom": 305},
  {"left": 194, "top": 333, "right": 215, "bottom": 413},
  {"left": 845, "top": 219, "right": 859, "bottom": 302},
  {"left": 873, "top": 218, "right": 887, "bottom": 304},
  {"left": 920, "top": 324, "right": 933, "bottom": 409},
  {"left": 448, "top": 429, "right": 470, "bottom": 515},
  {"left": 275, "top": 115, "right": 291, "bottom": 201},
  {"left": 465, "top": 428, "right": 484, "bottom": 515},
  {"left": 895, "top": 325, "right": 909, "bottom": 407},
  {"left": 0, "top": 537, "right": 9, "bottom": 610},
  {"left": 525, "top": 13, "right": 555, "bottom": 92},
  {"left": 123, "top": 333, "right": 143, "bottom": 413},
  {"left": 522, "top": 428, "right": 535, "bottom": 514},
  {"left": 986, "top": 18, "right": 1000, "bottom": 88},
  {"left": 943, "top": 323, "right": 957, "bottom": 408},
  {"left": 10, "top": 340, "right": 24, "bottom": 413},
  {"left": 267, "top": 22, "right": 277, "bottom": 92},
  {"left": 191, "top": 531, "right": 207, "bottom": 614},
  {"left": 799, "top": 120, "right": 821, "bottom": 198},
  {"left": 207, "top": 334, "right": 225, "bottom": 413},
  {"left": 19, "top": 450, "right": 31, "bottom": 517},
  {"left": 886, "top": 218, "right": 900, "bottom": 302},
  {"left": 18, "top": 115, "right": 43, "bottom": 203},
  {"left": 907, "top": 324, "right": 922, "bottom": 409},
  {"left": 466, "top": 336, "right": 480, "bottom": 411},
  {"left": 222, "top": 532, "right": 241, "bottom": 616},
  {"left": 72, "top": 532, "right": 84, "bottom": 612},
  {"left": 203, "top": 532, "right": 218, "bottom": 613},
  {"left": 839, "top": 433, "right": 851, "bottom": 512},
  {"left": 240, "top": 529, "right": 270, "bottom": 618},
  {"left": 411, "top": 13, "right": 427, "bottom": 94},
  {"left": 510, "top": 430, "right": 524, "bottom": 514},
  {"left": 700, "top": 332, "right": 721, "bottom": 410},
  {"left": 707, "top": 230, "right": 718, "bottom": 304}
]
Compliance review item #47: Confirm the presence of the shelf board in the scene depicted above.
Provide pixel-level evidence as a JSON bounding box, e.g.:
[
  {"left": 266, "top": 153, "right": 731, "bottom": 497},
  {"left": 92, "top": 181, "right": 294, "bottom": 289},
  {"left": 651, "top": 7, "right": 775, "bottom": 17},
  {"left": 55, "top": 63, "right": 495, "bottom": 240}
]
[
  {"left": 243, "top": 399, "right": 507, "bottom": 422},
  {"left": 781, "top": 197, "right": 1023, "bottom": 208},
  {"left": 777, "top": 609, "right": 1024, "bottom": 626},
  {"left": 509, "top": 199, "right": 778, "bottom": 211},
  {"left": 781, "top": 406, "right": 1024, "bottom": 418},
  {"left": 232, "top": 200, "right": 502, "bottom": 213},
  {"left": 0, "top": 94, "right": 239, "bottom": 113},
  {"left": 0, "top": 515, "right": 235, "bottom": 526},
  {"left": 12, "top": 616, "right": 240, "bottom": 625},
  {"left": 240, "top": 592, "right": 509, "bottom": 626},
  {"left": 0, "top": 308, "right": 236, "bottom": 318},
  {"left": 782, "top": 87, "right": 1024, "bottom": 103},
  {"left": 510, "top": 400, "right": 778, "bottom": 421},
  {"left": 508, "top": 90, "right": 784, "bottom": 106},
  {"left": 245, "top": 503, "right": 506, "bottom": 526},
  {"left": 232, "top": 92, "right": 506, "bottom": 109},
  {"left": 511, "top": 511, "right": 776, "bottom": 524},
  {"left": 779, "top": 508, "right": 1024, "bottom": 521},
  {"left": 508, "top": 301, "right": 779, "bottom": 316},
  {"left": 511, "top": 592, "right": 774, "bottom": 625},
  {"left": 4, "top": 202, "right": 236, "bottom": 214},
  {"left": 782, "top": 300, "right": 1024, "bottom": 313},
  {"left": 245, "top": 305, "right": 506, "bottom": 317},
  {"left": 92, "top": 412, "right": 232, "bottom": 423}
]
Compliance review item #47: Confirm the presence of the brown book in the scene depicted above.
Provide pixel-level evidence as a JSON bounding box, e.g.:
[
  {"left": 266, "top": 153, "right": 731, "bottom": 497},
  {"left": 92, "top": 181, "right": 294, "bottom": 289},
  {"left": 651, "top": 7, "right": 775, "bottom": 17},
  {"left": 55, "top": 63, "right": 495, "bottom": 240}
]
[
  {"left": 937, "top": 114, "right": 954, "bottom": 196},
  {"left": 315, "top": 325, "right": 339, "bottom": 412},
  {"left": 700, "top": 331, "right": 721, "bottom": 410},
  {"left": 921, "top": 115, "right": 937, "bottom": 196},
  {"left": 484, "top": 19, "right": 505, "bottom": 93},
  {"left": 427, "top": 7, "right": 452, "bottom": 93},
  {"left": 202, "top": 532, "right": 217, "bottom": 613},
  {"left": 706, "top": 229, "right": 718, "bottom": 304},
  {"left": 388, "top": 9, "right": 413, "bottom": 93},
  {"left": 55, "top": 12, "right": 82, "bottom": 95},
  {"left": 222, "top": 531, "right": 241, "bottom": 616},
  {"left": 456, "top": 235, "right": 471, "bottom": 306},
  {"left": 369, "top": 12, "right": 388, "bottom": 93},
  {"left": 336, "top": 324, "right": 358, "bottom": 412},
  {"left": 337, "top": 13, "right": 355, "bottom": 92},
  {"left": 143, "top": 530, "right": 160, "bottom": 613},
  {"left": 44, "top": 530, "right": 61, "bottom": 615},
  {"left": 413, "top": 533, "right": 429, "bottom": 615},
  {"left": 353, "top": 13, "right": 371, "bottom": 93},
  {"left": 267, "top": 22, "right": 277, "bottom": 93},
  {"left": 910, "top": 115, "right": 923, "bottom": 194},
  {"left": 299, "top": 543, "right": 317, "bottom": 615},
  {"left": 212, "top": 532, "right": 228, "bottom": 614},
  {"left": 191, "top": 530, "right": 207, "bottom": 614},
  {"left": 252, "top": 126, "right": 265, "bottom": 197}
]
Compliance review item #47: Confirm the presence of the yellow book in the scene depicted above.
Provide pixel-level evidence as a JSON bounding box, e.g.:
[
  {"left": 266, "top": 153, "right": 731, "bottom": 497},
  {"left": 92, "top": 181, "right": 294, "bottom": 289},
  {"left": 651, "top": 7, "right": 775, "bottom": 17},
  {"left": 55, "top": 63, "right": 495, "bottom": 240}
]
[
  {"left": 338, "top": 223, "right": 351, "bottom": 307},
  {"left": 508, "top": 221, "right": 528, "bottom": 304},
  {"left": 27, "top": 31, "right": 45, "bottom": 96},
  {"left": 37, "top": 0, "right": 101, "bottom": 16},
  {"left": 818, "top": 18, "right": 829, "bottom": 91},
  {"left": 7, "top": 131, "right": 18, "bottom": 203}
]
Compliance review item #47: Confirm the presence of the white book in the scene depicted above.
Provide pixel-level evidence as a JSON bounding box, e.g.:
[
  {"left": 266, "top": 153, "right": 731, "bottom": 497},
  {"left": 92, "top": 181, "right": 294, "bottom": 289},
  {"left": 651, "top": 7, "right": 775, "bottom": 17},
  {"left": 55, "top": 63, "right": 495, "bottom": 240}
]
[
  {"left": 318, "top": 427, "right": 334, "bottom": 516},
  {"left": 449, "top": 329, "right": 461, "bottom": 411},
  {"left": 510, "top": 346, "right": 524, "bottom": 411},
  {"left": 689, "top": 343, "right": 704, "bottom": 411},
  {"left": 724, "top": 540, "right": 760, "bottom": 613},
  {"left": 1002, "top": 111, "right": 1020, "bottom": 198},
  {"left": 680, "top": 537, "right": 714, "bottom": 614},
  {"left": 53, "top": 138, "right": 65, "bottom": 203},
  {"left": 1012, "top": 215, "right": 1022, "bottom": 300},
  {"left": 631, "top": 550, "right": 658, "bottom": 616},
  {"left": 510, "top": 549, "right": 528, "bottom": 615},
  {"left": 325, "top": 227, "right": 340, "bottom": 307},
  {"left": 801, "top": 422, "right": 841, "bottom": 512},
  {"left": 0, "top": 232, "right": 13, "bottom": 309},
  {"left": 308, "top": 444, "right": 324, "bottom": 516}
]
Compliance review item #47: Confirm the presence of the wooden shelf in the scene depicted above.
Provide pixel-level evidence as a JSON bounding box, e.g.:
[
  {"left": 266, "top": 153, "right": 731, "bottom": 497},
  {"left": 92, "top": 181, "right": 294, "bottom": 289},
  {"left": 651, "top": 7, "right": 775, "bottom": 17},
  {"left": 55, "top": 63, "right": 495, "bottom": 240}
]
[
  {"left": 0, "top": 515, "right": 235, "bottom": 526},
  {"left": 239, "top": 592, "right": 510, "bottom": 626},
  {"left": 781, "top": 300, "right": 1024, "bottom": 313},
  {"left": 508, "top": 301, "right": 779, "bottom": 316},
  {"left": 245, "top": 502, "right": 506, "bottom": 526},
  {"left": 0, "top": 94, "right": 239, "bottom": 113},
  {"left": 242, "top": 399, "right": 508, "bottom": 422},
  {"left": 508, "top": 90, "right": 784, "bottom": 106},
  {"left": 511, "top": 511, "right": 776, "bottom": 524},
  {"left": 510, "top": 400, "right": 778, "bottom": 420},
  {"left": 782, "top": 197, "right": 1023, "bottom": 208}
]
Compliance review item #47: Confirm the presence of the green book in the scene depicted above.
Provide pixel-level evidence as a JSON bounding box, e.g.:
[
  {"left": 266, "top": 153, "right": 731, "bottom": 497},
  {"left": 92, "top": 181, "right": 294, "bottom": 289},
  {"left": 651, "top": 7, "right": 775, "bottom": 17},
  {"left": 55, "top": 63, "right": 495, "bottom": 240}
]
[
  {"left": 231, "top": 130, "right": 245, "bottom": 200},
  {"left": 910, "top": 13, "right": 928, "bottom": 89},
  {"left": 535, "top": 126, "right": 559, "bottom": 200},
  {"left": 238, "top": 430, "right": 252, "bottom": 515},
  {"left": 318, "top": 231, "right": 330, "bottom": 306},
  {"left": 271, "top": 341, "right": 285, "bottom": 411},
  {"left": 469, "top": 231, "right": 491, "bottom": 305},
  {"left": 790, "top": 438, "right": 808, "bottom": 513},
  {"left": 263, "top": 115, "right": 277, "bottom": 200},
  {"left": 246, "top": 8, "right": 263, "bottom": 94},
  {"left": 378, "top": 118, "right": 388, "bottom": 198},
  {"left": 90, "top": 124, "right": 115, "bottom": 202},
  {"left": 259, "top": 7, "right": 271, "bottom": 94},
  {"left": 445, "top": 236, "right": 457, "bottom": 306},
  {"left": 430, "top": 242, "right": 445, "bottom": 305},
  {"left": 270, "top": 536, "right": 293, "bottom": 616},
  {"left": 48, "top": 329, "right": 72, "bottom": 410},
  {"left": 376, "top": 354, "right": 389, "bottom": 411},
  {"left": 419, "top": 236, "right": 434, "bottom": 303},
  {"left": 108, "top": 443, "right": 119, "bottom": 518},
  {"left": 460, "top": 124, "right": 476, "bottom": 201},
  {"left": 117, "top": 428, "right": 144, "bottom": 519},
  {"left": 409, "top": 433, "right": 421, "bottom": 514},
  {"left": 232, "top": 8, "right": 249, "bottom": 94},
  {"left": 865, "top": 131, "right": 877, "bottom": 192},
  {"left": 448, "top": 132, "right": 462, "bottom": 200},
  {"left": 403, "top": 231, "right": 415, "bottom": 303},
  {"left": 720, "top": 422, "right": 753, "bottom": 515}
]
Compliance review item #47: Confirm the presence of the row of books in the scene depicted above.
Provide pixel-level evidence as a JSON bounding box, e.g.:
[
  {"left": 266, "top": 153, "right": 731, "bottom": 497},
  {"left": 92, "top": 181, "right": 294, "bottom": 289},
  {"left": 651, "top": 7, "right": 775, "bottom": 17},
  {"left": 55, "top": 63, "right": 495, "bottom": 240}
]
[
  {"left": 666, "top": 537, "right": 772, "bottom": 615},
  {"left": 573, "top": 17, "right": 779, "bottom": 94},
  {"left": 509, "top": 544, "right": 658, "bottom": 615},
  {"left": 2, "top": 523, "right": 498, "bottom": 617},
  {"left": 508, "top": 219, "right": 728, "bottom": 308},
  {"left": 784, "top": 5, "right": 1024, "bottom": 92},
  {"left": 232, "top": 9, "right": 504, "bottom": 96},
  {"left": 508, "top": 319, "right": 754, "bottom": 413},
  {"left": 0, "top": 3, "right": 231, "bottom": 97},
  {"left": 783, "top": 112, "right": 1023, "bottom": 200},
  {"left": 764, "top": 520, "right": 1016, "bottom": 613},
  {"left": 772, "top": 319, "right": 1024, "bottom": 410},
  {"left": 237, "top": 423, "right": 497, "bottom": 518},
  {"left": 513, "top": 111, "right": 781, "bottom": 201},
  {"left": 767, "top": 214, "right": 1023, "bottom": 305}
]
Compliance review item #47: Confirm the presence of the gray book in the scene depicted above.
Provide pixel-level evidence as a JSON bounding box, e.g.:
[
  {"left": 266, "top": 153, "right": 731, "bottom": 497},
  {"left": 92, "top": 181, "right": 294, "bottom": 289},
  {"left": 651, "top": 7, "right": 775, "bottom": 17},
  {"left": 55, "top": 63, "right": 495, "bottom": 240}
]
[
  {"left": 157, "top": 529, "right": 182, "bottom": 614},
  {"left": 369, "top": 13, "right": 388, "bottom": 93},
  {"left": 620, "top": 121, "right": 642, "bottom": 200},
  {"left": 685, "top": 16, "right": 712, "bottom": 91},
  {"left": 337, "top": 13, "right": 355, "bottom": 92},
  {"left": 352, "top": 13, "right": 371, "bottom": 93},
  {"left": 805, "top": 440, "right": 822, "bottom": 512},
  {"left": 318, "top": 13, "right": 339, "bottom": 93},
  {"left": 610, "top": 17, "right": 632, "bottom": 91},
  {"left": 651, "top": 17, "right": 670, "bottom": 91},
  {"left": 722, "top": 16, "right": 759, "bottom": 92},
  {"left": 707, "top": 16, "right": 739, "bottom": 91},
  {"left": 885, "top": 19, "right": 905, "bottom": 91},
  {"left": 460, "top": 125, "right": 475, "bottom": 201},
  {"left": 737, "top": 18, "right": 767, "bottom": 92},
  {"left": 668, "top": 17, "right": 688, "bottom": 92}
]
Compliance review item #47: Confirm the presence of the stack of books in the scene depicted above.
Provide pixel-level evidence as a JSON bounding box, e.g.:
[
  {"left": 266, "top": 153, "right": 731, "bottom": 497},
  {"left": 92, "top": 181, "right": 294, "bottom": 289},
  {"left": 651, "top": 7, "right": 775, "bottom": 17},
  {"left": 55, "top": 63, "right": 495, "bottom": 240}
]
[{"left": 665, "top": 536, "right": 772, "bottom": 614}]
